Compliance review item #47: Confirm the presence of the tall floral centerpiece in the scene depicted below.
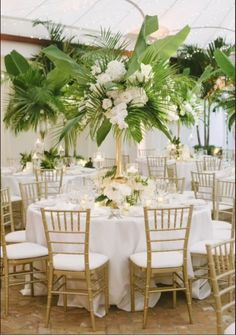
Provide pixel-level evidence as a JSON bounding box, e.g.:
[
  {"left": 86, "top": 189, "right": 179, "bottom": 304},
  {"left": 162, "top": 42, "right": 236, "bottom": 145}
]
[{"left": 42, "top": 15, "right": 190, "bottom": 179}]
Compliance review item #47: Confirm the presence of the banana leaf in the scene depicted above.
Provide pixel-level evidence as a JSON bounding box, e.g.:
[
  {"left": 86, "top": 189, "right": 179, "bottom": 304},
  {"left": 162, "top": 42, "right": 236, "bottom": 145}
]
[
  {"left": 140, "top": 25, "right": 190, "bottom": 64},
  {"left": 5, "top": 50, "right": 30, "bottom": 76},
  {"left": 42, "top": 45, "right": 91, "bottom": 84},
  {"left": 126, "top": 15, "right": 158, "bottom": 78},
  {"left": 214, "top": 49, "right": 235, "bottom": 82}
]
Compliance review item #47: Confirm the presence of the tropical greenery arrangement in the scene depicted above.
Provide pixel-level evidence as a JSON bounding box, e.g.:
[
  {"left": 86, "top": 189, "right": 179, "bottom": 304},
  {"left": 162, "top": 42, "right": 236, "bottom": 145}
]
[
  {"left": 19, "top": 152, "right": 32, "bottom": 169},
  {"left": 41, "top": 15, "right": 193, "bottom": 150},
  {"left": 174, "top": 37, "right": 235, "bottom": 148}
]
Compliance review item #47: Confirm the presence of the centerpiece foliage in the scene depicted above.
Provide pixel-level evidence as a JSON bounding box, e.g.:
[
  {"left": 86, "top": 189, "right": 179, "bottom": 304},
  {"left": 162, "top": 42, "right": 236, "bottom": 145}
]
[{"left": 41, "top": 15, "right": 191, "bottom": 147}]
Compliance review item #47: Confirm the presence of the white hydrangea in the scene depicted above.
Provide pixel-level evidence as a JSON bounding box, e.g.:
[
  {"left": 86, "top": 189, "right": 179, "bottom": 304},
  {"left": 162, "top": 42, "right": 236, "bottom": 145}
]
[
  {"left": 105, "top": 60, "right": 127, "bottom": 82},
  {"left": 106, "top": 90, "right": 120, "bottom": 100},
  {"left": 104, "top": 181, "right": 132, "bottom": 204},
  {"left": 102, "top": 98, "right": 113, "bottom": 110},
  {"left": 130, "top": 87, "right": 148, "bottom": 106},
  {"left": 105, "top": 102, "right": 128, "bottom": 129},
  {"left": 97, "top": 73, "right": 112, "bottom": 85},
  {"left": 91, "top": 61, "right": 102, "bottom": 75}
]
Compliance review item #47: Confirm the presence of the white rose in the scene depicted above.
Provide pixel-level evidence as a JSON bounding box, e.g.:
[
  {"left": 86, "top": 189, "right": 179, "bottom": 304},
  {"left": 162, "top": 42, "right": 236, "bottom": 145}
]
[
  {"left": 106, "top": 60, "right": 126, "bottom": 82},
  {"left": 102, "top": 98, "right": 113, "bottom": 110},
  {"left": 167, "top": 110, "right": 179, "bottom": 122},
  {"left": 140, "top": 63, "right": 153, "bottom": 82},
  {"left": 97, "top": 73, "right": 112, "bottom": 85},
  {"left": 107, "top": 90, "right": 120, "bottom": 99},
  {"left": 179, "top": 109, "right": 186, "bottom": 116},
  {"left": 119, "top": 90, "right": 133, "bottom": 104},
  {"left": 136, "top": 72, "right": 144, "bottom": 83},
  {"left": 131, "top": 88, "right": 148, "bottom": 106},
  {"left": 183, "top": 102, "right": 193, "bottom": 114}
]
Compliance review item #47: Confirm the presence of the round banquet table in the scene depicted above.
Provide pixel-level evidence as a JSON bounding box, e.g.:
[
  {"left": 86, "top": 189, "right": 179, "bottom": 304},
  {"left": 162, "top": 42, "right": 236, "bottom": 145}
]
[
  {"left": 24, "top": 192, "right": 212, "bottom": 317},
  {"left": 137, "top": 158, "right": 235, "bottom": 190},
  {"left": 1, "top": 167, "right": 97, "bottom": 196}
]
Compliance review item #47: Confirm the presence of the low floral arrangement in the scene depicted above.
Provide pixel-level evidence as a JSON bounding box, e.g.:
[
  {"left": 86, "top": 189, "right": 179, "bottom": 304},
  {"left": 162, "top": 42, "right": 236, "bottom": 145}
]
[{"left": 95, "top": 168, "right": 156, "bottom": 208}]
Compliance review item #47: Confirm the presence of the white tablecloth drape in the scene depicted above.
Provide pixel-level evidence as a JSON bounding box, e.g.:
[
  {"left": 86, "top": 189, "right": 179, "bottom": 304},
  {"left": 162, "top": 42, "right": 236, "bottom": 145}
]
[
  {"left": 1, "top": 167, "right": 97, "bottom": 196},
  {"left": 24, "top": 193, "right": 212, "bottom": 316}
]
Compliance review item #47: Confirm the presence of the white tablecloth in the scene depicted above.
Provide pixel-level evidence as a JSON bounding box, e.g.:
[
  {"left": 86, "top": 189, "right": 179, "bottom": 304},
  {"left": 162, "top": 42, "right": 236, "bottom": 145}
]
[
  {"left": 24, "top": 192, "right": 212, "bottom": 316},
  {"left": 1, "top": 167, "right": 97, "bottom": 196}
]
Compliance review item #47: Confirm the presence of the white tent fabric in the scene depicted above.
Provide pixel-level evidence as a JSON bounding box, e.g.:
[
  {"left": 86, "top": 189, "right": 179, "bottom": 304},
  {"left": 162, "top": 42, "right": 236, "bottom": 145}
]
[{"left": 1, "top": 0, "right": 235, "bottom": 48}]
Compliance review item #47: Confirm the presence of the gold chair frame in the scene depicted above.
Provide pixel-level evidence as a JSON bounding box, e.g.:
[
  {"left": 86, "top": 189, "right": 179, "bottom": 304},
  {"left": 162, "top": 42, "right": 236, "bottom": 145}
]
[
  {"left": 41, "top": 208, "right": 109, "bottom": 331},
  {"left": 19, "top": 181, "right": 48, "bottom": 227},
  {"left": 1, "top": 188, "right": 48, "bottom": 316},
  {"left": 215, "top": 180, "right": 235, "bottom": 221},
  {"left": 147, "top": 156, "right": 167, "bottom": 178},
  {"left": 35, "top": 168, "right": 63, "bottom": 196},
  {"left": 191, "top": 171, "right": 216, "bottom": 217},
  {"left": 206, "top": 239, "right": 235, "bottom": 334},
  {"left": 155, "top": 177, "right": 185, "bottom": 194},
  {"left": 129, "top": 205, "right": 193, "bottom": 328},
  {"left": 167, "top": 162, "right": 178, "bottom": 178}
]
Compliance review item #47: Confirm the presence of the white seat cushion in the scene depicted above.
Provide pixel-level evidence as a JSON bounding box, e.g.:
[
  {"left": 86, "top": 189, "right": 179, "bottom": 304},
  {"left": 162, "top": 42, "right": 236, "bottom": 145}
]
[
  {"left": 190, "top": 239, "right": 228, "bottom": 255},
  {"left": 213, "top": 228, "right": 232, "bottom": 240},
  {"left": 1, "top": 242, "right": 48, "bottom": 259},
  {"left": 129, "top": 251, "right": 183, "bottom": 269},
  {"left": 5, "top": 230, "right": 26, "bottom": 243},
  {"left": 224, "top": 322, "right": 235, "bottom": 334},
  {"left": 212, "top": 220, "right": 231, "bottom": 230},
  {"left": 53, "top": 253, "right": 108, "bottom": 271}
]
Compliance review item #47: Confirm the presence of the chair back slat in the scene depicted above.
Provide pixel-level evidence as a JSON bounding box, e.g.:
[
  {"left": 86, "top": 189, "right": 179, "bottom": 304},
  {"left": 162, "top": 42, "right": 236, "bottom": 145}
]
[
  {"left": 19, "top": 181, "right": 48, "bottom": 227},
  {"left": 147, "top": 156, "right": 167, "bottom": 178},
  {"left": 167, "top": 163, "right": 177, "bottom": 178},
  {"left": 144, "top": 206, "right": 193, "bottom": 258},
  {"left": 41, "top": 209, "right": 90, "bottom": 267},
  {"left": 206, "top": 239, "right": 235, "bottom": 334},
  {"left": 215, "top": 180, "right": 235, "bottom": 220},
  {"left": 35, "top": 169, "right": 63, "bottom": 195},
  {"left": 203, "top": 156, "right": 222, "bottom": 171}
]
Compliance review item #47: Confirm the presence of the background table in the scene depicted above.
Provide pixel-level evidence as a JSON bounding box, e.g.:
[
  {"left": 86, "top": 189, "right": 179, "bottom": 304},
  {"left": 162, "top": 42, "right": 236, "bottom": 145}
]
[{"left": 1, "top": 167, "right": 97, "bottom": 196}]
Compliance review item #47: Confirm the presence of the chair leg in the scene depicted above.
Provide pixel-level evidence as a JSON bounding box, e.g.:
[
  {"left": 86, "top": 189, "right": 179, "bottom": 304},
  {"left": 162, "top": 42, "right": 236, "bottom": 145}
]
[
  {"left": 87, "top": 275, "right": 96, "bottom": 332},
  {"left": 129, "top": 260, "right": 135, "bottom": 312},
  {"left": 45, "top": 266, "right": 53, "bottom": 327},
  {"left": 172, "top": 272, "right": 176, "bottom": 309},
  {"left": 143, "top": 268, "right": 151, "bottom": 329},
  {"left": 183, "top": 268, "right": 193, "bottom": 324},
  {"left": 30, "top": 262, "right": 35, "bottom": 297},
  {"left": 63, "top": 276, "right": 67, "bottom": 312},
  {"left": 4, "top": 269, "right": 9, "bottom": 316},
  {"left": 104, "top": 263, "right": 109, "bottom": 314}
]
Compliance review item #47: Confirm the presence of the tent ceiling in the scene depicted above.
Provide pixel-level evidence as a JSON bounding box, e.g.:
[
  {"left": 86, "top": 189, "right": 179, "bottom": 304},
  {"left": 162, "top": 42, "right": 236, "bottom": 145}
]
[{"left": 1, "top": 0, "right": 235, "bottom": 48}]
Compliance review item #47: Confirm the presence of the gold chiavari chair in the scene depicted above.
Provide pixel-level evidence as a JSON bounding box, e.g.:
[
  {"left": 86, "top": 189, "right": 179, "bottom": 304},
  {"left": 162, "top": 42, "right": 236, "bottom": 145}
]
[
  {"left": 215, "top": 180, "right": 235, "bottom": 220},
  {"left": 167, "top": 162, "right": 178, "bottom": 178},
  {"left": 35, "top": 168, "right": 63, "bottom": 196},
  {"left": 1, "top": 188, "right": 26, "bottom": 243},
  {"left": 1, "top": 190, "right": 48, "bottom": 316},
  {"left": 138, "top": 148, "right": 156, "bottom": 158},
  {"left": 19, "top": 181, "right": 48, "bottom": 227},
  {"left": 147, "top": 156, "right": 167, "bottom": 178},
  {"left": 156, "top": 177, "right": 185, "bottom": 194},
  {"left": 190, "top": 203, "right": 235, "bottom": 287},
  {"left": 129, "top": 206, "right": 193, "bottom": 328},
  {"left": 196, "top": 160, "right": 205, "bottom": 173},
  {"left": 191, "top": 171, "right": 216, "bottom": 217},
  {"left": 203, "top": 156, "right": 222, "bottom": 171},
  {"left": 41, "top": 208, "right": 109, "bottom": 331},
  {"left": 206, "top": 239, "right": 235, "bottom": 335}
]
